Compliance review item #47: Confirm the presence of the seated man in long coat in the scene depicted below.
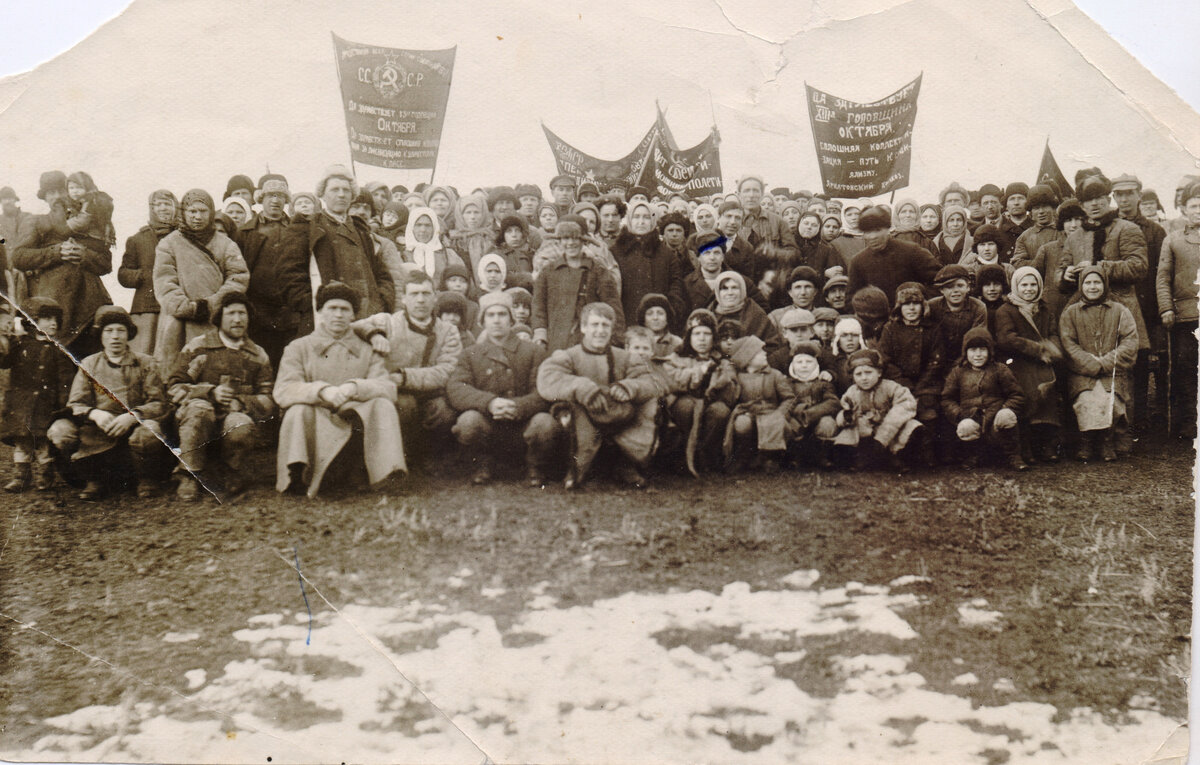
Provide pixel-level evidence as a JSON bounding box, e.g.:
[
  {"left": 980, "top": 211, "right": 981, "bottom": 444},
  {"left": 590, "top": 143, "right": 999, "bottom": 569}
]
[
  {"left": 167, "top": 291, "right": 275, "bottom": 500},
  {"left": 446, "top": 290, "right": 560, "bottom": 486},
  {"left": 273, "top": 282, "right": 405, "bottom": 498},
  {"left": 536, "top": 302, "right": 665, "bottom": 490},
  {"left": 47, "top": 306, "right": 172, "bottom": 500}
]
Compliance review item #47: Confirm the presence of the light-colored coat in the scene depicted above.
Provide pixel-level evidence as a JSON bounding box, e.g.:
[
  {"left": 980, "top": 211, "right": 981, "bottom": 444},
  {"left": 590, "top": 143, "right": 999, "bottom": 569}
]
[
  {"left": 273, "top": 327, "right": 405, "bottom": 497},
  {"left": 153, "top": 229, "right": 249, "bottom": 372},
  {"left": 352, "top": 311, "right": 463, "bottom": 393},
  {"left": 1059, "top": 214, "right": 1149, "bottom": 349},
  {"left": 834, "top": 379, "right": 920, "bottom": 453}
]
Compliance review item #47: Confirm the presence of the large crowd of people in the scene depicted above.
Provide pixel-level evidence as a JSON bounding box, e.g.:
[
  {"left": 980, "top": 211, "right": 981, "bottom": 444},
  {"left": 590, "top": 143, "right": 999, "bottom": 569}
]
[{"left": 0, "top": 164, "right": 1195, "bottom": 501}]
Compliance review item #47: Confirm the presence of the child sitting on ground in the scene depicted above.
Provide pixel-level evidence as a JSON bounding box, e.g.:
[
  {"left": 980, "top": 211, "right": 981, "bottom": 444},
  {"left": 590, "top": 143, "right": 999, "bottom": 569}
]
[
  {"left": 0, "top": 297, "right": 76, "bottom": 492},
  {"left": 832, "top": 348, "right": 924, "bottom": 472},
  {"left": 723, "top": 335, "right": 795, "bottom": 473},
  {"left": 635, "top": 294, "right": 682, "bottom": 358},
  {"left": 940, "top": 327, "right": 1028, "bottom": 470},
  {"left": 786, "top": 340, "right": 840, "bottom": 469}
]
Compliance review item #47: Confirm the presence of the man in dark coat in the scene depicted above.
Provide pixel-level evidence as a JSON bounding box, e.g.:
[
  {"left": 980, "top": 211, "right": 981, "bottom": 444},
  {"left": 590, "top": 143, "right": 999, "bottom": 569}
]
[
  {"left": 277, "top": 165, "right": 394, "bottom": 337},
  {"left": 999, "top": 182, "right": 1033, "bottom": 259},
  {"left": 847, "top": 206, "right": 943, "bottom": 304},
  {"left": 0, "top": 186, "right": 32, "bottom": 251},
  {"left": 532, "top": 220, "right": 623, "bottom": 351},
  {"left": 446, "top": 291, "right": 560, "bottom": 486},
  {"left": 12, "top": 171, "right": 113, "bottom": 357},
  {"left": 234, "top": 173, "right": 294, "bottom": 368},
  {"left": 1111, "top": 173, "right": 1169, "bottom": 431}
]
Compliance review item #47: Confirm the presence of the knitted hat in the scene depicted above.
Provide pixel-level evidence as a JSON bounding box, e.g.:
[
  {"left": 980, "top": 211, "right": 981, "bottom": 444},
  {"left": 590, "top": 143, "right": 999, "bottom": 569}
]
[
  {"left": 934, "top": 264, "right": 972, "bottom": 286},
  {"left": 1003, "top": 182, "right": 1030, "bottom": 201},
  {"left": 515, "top": 183, "right": 542, "bottom": 200},
  {"left": 857, "top": 206, "right": 891, "bottom": 232},
  {"left": 780, "top": 307, "right": 816, "bottom": 329},
  {"left": 223, "top": 174, "right": 255, "bottom": 201},
  {"left": 729, "top": 335, "right": 766, "bottom": 368},
  {"left": 1077, "top": 174, "right": 1112, "bottom": 202},
  {"left": 962, "top": 326, "right": 994, "bottom": 354},
  {"left": 1027, "top": 184, "right": 1057, "bottom": 210},
  {"left": 1110, "top": 174, "right": 1141, "bottom": 192},
  {"left": 315, "top": 281, "right": 361, "bottom": 313},
  {"left": 972, "top": 224, "right": 1004, "bottom": 247},
  {"left": 436, "top": 290, "right": 472, "bottom": 318},
  {"left": 1055, "top": 198, "right": 1085, "bottom": 230},
  {"left": 977, "top": 183, "right": 1003, "bottom": 200},
  {"left": 36, "top": 171, "right": 67, "bottom": 201},
  {"left": 441, "top": 263, "right": 471, "bottom": 286},
  {"left": 847, "top": 347, "right": 883, "bottom": 371},
  {"left": 812, "top": 307, "right": 839, "bottom": 323},
  {"left": 851, "top": 285, "right": 890, "bottom": 319},
  {"left": 787, "top": 265, "right": 821, "bottom": 289},
  {"left": 211, "top": 291, "right": 252, "bottom": 327},
  {"left": 93, "top": 305, "right": 138, "bottom": 339}
]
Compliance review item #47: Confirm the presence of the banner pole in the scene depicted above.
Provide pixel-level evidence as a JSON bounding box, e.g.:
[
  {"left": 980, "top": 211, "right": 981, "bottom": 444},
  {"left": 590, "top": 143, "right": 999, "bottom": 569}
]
[{"left": 331, "top": 33, "right": 358, "bottom": 175}]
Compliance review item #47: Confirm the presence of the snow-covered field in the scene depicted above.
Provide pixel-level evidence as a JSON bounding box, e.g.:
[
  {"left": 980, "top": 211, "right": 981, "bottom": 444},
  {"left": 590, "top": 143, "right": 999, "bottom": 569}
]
[{"left": 4, "top": 571, "right": 1181, "bottom": 764}]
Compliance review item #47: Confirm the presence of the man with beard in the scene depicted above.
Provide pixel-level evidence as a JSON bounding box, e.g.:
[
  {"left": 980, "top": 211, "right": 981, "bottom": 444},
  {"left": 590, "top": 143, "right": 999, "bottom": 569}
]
[
  {"left": 168, "top": 292, "right": 275, "bottom": 500},
  {"left": 235, "top": 174, "right": 294, "bottom": 369},
  {"left": 847, "top": 206, "right": 942, "bottom": 304}
]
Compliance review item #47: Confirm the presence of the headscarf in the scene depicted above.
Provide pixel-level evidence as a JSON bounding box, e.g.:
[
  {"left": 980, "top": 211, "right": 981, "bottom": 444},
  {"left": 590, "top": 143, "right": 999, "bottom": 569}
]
[
  {"left": 893, "top": 198, "right": 920, "bottom": 233},
  {"left": 423, "top": 184, "right": 457, "bottom": 211},
  {"left": 380, "top": 200, "right": 409, "bottom": 240},
  {"left": 713, "top": 270, "right": 747, "bottom": 316},
  {"left": 147, "top": 189, "right": 178, "bottom": 236},
  {"left": 820, "top": 214, "right": 842, "bottom": 244},
  {"left": 453, "top": 192, "right": 493, "bottom": 234},
  {"left": 1077, "top": 264, "right": 1110, "bottom": 306},
  {"left": 940, "top": 205, "right": 968, "bottom": 247},
  {"left": 1007, "top": 265, "right": 1043, "bottom": 327},
  {"left": 475, "top": 252, "right": 508, "bottom": 293},
  {"left": 404, "top": 206, "right": 444, "bottom": 278},
  {"left": 625, "top": 199, "right": 656, "bottom": 233},
  {"left": 691, "top": 203, "right": 718, "bottom": 234},
  {"left": 179, "top": 188, "right": 216, "bottom": 247},
  {"left": 222, "top": 196, "right": 251, "bottom": 224},
  {"left": 919, "top": 203, "right": 942, "bottom": 237}
]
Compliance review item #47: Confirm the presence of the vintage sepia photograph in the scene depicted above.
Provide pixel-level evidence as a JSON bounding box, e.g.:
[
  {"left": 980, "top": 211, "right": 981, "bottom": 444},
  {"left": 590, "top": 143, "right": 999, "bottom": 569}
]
[{"left": 0, "top": 0, "right": 1196, "bottom": 762}]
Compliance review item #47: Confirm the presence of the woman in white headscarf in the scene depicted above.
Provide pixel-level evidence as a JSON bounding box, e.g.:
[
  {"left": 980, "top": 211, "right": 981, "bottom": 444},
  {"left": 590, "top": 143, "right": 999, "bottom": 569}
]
[{"left": 402, "top": 206, "right": 463, "bottom": 288}]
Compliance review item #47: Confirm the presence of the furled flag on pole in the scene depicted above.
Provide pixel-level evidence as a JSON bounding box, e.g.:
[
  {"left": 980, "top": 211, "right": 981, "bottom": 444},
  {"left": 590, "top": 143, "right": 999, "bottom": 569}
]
[
  {"left": 1037, "top": 140, "right": 1073, "bottom": 198},
  {"left": 331, "top": 33, "right": 457, "bottom": 170},
  {"left": 806, "top": 75, "right": 922, "bottom": 197}
]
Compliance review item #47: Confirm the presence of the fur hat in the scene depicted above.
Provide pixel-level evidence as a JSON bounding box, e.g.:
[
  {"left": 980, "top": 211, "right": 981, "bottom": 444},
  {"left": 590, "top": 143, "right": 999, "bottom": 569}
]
[
  {"left": 441, "top": 263, "right": 471, "bottom": 286},
  {"left": 93, "top": 305, "right": 138, "bottom": 339},
  {"left": 1056, "top": 198, "right": 1085, "bottom": 229},
  {"left": 658, "top": 210, "right": 689, "bottom": 232},
  {"left": 787, "top": 265, "right": 821, "bottom": 289},
  {"left": 316, "top": 165, "right": 356, "bottom": 198},
  {"left": 685, "top": 307, "right": 718, "bottom": 334},
  {"left": 436, "top": 290, "right": 473, "bottom": 318},
  {"left": 20, "top": 296, "right": 63, "bottom": 331},
  {"left": 789, "top": 340, "right": 822, "bottom": 359},
  {"left": 850, "top": 285, "right": 890, "bottom": 319},
  {"left": 694, "top": 231, "right": 726, "bottom": 255},
  {"left": 36, "top": 171, "right": 67, "bottom": 201},
  {"left": 934, "top": 264, "right": 972, "bottom": 286},
  {"left": 1027, "top": 184, "right": 1058, "bottom": 210},
  {"left": 635, "top": 293, "right": 674, "bottom": 328},
  {"left": 938, "top": 182, "right": 971, "bottom": 207},
  {"left": 893, "top": 282, "right": 926, "bottom": 307},
  {"left": 812, "top": 306, "right": 839, "bottom": 323},
  {"left": 1003, "top": 182, "right": 1030, "bottom": 201},
  {"left": 514, "top": 183, "right": 542, "bottom": 200},
  {"left": 1075, "top": 167, "right": 1105, "bottom": 192},
  {"left": 257, "top": 173, "right": 290, "bottom": 201},
  {"left": 487, "top": 186, "right": 518, "bottom": 211},
  {"left": 972, "top": 224, "right": 1004, "bottom": 247},
  {"left": 857, "top": 206, "right": 891, "bottom": 232},
  {"left": 553, "top": 220, "right": 583, "bottom": 239},
  {"left": 961, "top": 326, "right": 995, "bottom": 355},
  {"left": 847, "top": 347, "right": 883, "bottom": 371},
  {"left": 729, "top": 335, "right": 766, "bottom": 369},
  {"left": 314, "top": 281, "right": 361, "bottom": 314},
  {"left": 977, "top": 183, "right": 1003, "bottom": 200},
  {"left": 716, "top": 319, "right": 745, "bottom": 342},
  {"left": 211, "top": 291, "right": 252, "bottom": 327},
  {"left": 223, "top": 174, "right": 255, "bottom": 201},
  {"left": 1077, "top": 174, "right": 1112, "bottom": 203},
  {"left": 977, "top": 264, "right": 1009, "bottom": 290},
  {"left": 505, "top": 286, "right": 533, "bottom": 307}
]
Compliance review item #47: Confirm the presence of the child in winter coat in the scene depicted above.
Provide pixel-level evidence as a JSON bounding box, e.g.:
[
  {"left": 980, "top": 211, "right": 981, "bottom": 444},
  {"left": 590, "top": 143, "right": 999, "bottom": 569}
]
[
  {"left": 1058, "top": 265, "right": 1139, "bottom": 461},
  {"left": 0, "top": 297, "right": 76, "bottom": 492},
  {"left": 994, "top": 266, "right": 1065, "bottom": 462},
  {"left": 625, "top": 326, "right": 673, "bottom": 399},
  {"left": 475, "top": 253, "right": 508, "bottom": 298},
  {"left": 877, "top": 282, "right": 941, "bottom": 464},
  {"left": 786, "top": 341, "right": 840, "bottom": 468},
  {"left": 635, "top": 293, "right": 682, "bottom": 358},
  {"left": 827, "top": 317, "right": 865, "bottom": 394},
  {"left": 494, "top": 214, "right": 536, "bottom": 277},
  {"left": 53, "top": 171, "right": 115, "bottom": 251},
  {"left": 959, "top": 224, "right": 1014, "bottom": 282},
  {"left": 435, "top": 291, "right": 476, "bottom": 348},
  {"left": 976, "top": 264, "right": 1009, "bottom": 334},
  {"left": 439, "top": 264, "right": 479, "bottom": 329},
  {"left": 663, "top": 308, "right": 738, "bottom": 475},
  {"left": 832, "top": 348, "right": 923, "bottom": 472},
  {"left": 940, "top": 327, "right": 1028, "bottom": 470},
  {"left": 723, "top": 335, "right": 795, "bottom": 473},
  {"left": 850, "top": 285, "right": 890, "bottom": 345}
]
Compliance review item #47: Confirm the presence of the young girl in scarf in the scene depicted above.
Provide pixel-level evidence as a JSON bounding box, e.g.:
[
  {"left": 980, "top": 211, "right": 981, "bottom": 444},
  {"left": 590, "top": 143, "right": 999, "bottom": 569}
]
[
  {"left": 118, "top": 188, "right": 177, "bottom": 354},
  {"left": 995, "top": 265, "right": 1065, "bottom": 462},
  {"left": 932, "top": 206, "right": 974, "bottom": 266},
  {"left": 1058, "top": 265, "right": 1138, "bottom": 461},
  {"left": 786, "top": 340, "right": 840, "bottom": 469},
  {"left": 450, "top": 193, "right": 494, "bottom": 279},
  {"left": 709, "top": 270, "right": 782, "bottom": 355},
  {"left": 723, "top": 335, "right": 795, "bottom": 473},
  {"left": 475, "top": 253, "right": 508, "bottom": 297},
  {"left": 153, "top": 188, "right": 249, "bottom": 372},
  {"left": 404, "top": 206, "right": 464, "bottom": 289}
]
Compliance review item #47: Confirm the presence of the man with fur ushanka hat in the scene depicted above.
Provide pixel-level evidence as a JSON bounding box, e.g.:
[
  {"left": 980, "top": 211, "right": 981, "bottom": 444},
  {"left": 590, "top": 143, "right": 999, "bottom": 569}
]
[
  {"left": 167, "top": 291, "right": 275, "bottom": 500},
  {"left": 537, "top": 301, "right": 665, "bottom": 489},
  {"left": 846, "top": 206, "right": 941, "bottom": 306},
  {"left": 273, "top": 281, "right": 406, "bottom": 498},
  {"left": 224, "top": 175, "right": 255, "bottom": 203},
  {"left": 277, "top": 164, "right": 396, "bottom": 337},
  {"left": 446, "top": 290, "right": 560, "bottom": 486},
  {"left": 1011, "top": 185, "right": 1060, "bottom": 270},
  {"left": 47, "top": 306, "right": 172, "bottom": 501},
  {"left": 234, "top": 174, "right": 294, "bottom": 369}
]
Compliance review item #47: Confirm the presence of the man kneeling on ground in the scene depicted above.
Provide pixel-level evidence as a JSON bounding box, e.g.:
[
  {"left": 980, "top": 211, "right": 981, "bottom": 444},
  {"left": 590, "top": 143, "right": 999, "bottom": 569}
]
[
  {"left": 445, "top": 291, "right": 561, "bottom": 486},
  {"left": 48, "top": 306, "right": 173, "bottom": 500},
  {"left": 168, "top": 291, "right": 276, "bottom": 500},
  {"left": 273, "top": 281, "right": 406, "bottom": 497},
  {"left": 536, "top": 302, "right": 665, "bottom": 489}
]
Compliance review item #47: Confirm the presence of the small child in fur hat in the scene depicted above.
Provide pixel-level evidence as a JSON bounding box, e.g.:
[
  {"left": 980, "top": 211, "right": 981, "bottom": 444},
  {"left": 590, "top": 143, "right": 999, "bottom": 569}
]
[
  {"left": 723, "top": 335, "right": 795, "bottom": 473},
  {"left": 439, "top": 264, "right": 479, "bottom": 328},
  {"left": 832, "top": 348, "right": 924, "bottom": 472},
  {"left": 877, "top": 282, "right": 941, "bottom": 466},
  {"left": 940, "top": 327, "right": 1028, "bottom": 470},
  {"left": 435, "top": 291, "right": 475, "bottom": 348},
  {"left": 850, "top": 285, "right": 890, "bottom": 345},
  {"left": 786, "top": 341, "right": 840, "bottom": 469}
]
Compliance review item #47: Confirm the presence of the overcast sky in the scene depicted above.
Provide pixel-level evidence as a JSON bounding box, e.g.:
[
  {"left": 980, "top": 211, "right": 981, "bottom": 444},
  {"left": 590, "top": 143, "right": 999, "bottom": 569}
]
[{"left": 0, "top": 0, "right": 1196, "bottom": 113}]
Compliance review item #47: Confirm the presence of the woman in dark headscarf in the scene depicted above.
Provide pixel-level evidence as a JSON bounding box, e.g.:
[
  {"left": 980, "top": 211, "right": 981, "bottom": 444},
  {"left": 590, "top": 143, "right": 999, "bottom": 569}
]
[
  {"left": 152, "top": 188, "right": 249, "bottom": 372},
  {"left": 891, "top": 197, "right": 935, "bottom": 253},
  {"left": 118, "top": 189, "right": 177, "bottom": 354},
  {"left": 918, "top": 202, "right": 942, "bottom": 241},
  {"left": 931, "top": 206, "right": 974, "bottom": 266},
  {"left": 378, "top": 200, "right": 409, "bottom": 248},
  {"left": 708, "top": 270, "right": 782, "bottom": 354}
]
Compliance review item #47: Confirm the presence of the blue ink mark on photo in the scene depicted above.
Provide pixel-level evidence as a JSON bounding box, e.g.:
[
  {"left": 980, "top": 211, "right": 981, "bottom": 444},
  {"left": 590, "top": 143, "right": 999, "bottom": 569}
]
[{"left": 293, "top": 543, "right": 312, "bottom": 645}]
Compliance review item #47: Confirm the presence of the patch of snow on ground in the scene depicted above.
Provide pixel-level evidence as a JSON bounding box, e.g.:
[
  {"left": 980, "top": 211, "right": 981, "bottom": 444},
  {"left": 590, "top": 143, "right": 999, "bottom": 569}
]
[
  {"left": 958, "top": 598, "right": 1004, "bottom": 629},
  {"left": 3, "top": 576, "right": 1179, "bottom": 764}
]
